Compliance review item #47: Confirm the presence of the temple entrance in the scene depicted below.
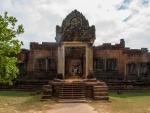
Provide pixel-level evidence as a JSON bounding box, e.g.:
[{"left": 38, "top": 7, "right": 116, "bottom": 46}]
[{"left": 65, "top": 47, "right": 85, "bottom": 79}]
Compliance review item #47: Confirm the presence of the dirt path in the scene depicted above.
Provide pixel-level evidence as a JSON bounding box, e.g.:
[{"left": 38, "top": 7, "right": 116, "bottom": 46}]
[{"left": 45, "top": 103, "right": 99, "bottom": 113}]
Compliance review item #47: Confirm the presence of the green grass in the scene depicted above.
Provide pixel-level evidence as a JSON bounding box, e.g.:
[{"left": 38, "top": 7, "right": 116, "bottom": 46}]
[
  {"left": 90, "top": 91, "right": 150, "bottom": 113},
  {"left": 110, "top": 91, "right": 150, "bottom": 113},
  {"left": 110, "top": 90, "right": 150, "bottom": 98},
  {"left": 0, "top": 91, "right": 55, "bottom": 113},
  {"left": 0, "top": 90, "right": 150, "bottom": 113}
]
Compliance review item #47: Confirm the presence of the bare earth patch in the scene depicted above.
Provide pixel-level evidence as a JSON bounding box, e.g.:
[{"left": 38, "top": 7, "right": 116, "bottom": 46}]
[
  {"left": 45, "top": 103, "right": 99, "bottom": 113},
  {"left": 89, "top": 101, "right": 111, "bottom": 113}
]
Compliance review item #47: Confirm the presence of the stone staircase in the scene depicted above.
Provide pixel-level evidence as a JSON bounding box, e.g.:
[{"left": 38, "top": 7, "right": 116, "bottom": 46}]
[
  {"left": 84, "top": 79, "right": 109, "bottom": 100},
  {"left": 41, "top": 79, "right": 109, "bottom": 102},
  {"left": 58, "top": 82, "right": 86, "bottom": 100},
  {"left": 41, "top": 85, "right": 52, "bottom": 101},
  {"left": 93, "top": 85, "right": 109, "bottom": 100}
]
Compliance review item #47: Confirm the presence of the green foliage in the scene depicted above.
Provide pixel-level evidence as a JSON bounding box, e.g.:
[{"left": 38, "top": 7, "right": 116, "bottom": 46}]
[{"left": 0, "top": 12, "right": 24, "bottom": 85}]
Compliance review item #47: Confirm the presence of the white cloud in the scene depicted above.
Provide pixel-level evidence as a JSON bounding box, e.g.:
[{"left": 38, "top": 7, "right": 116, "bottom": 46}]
[{"left": 0, "top": 0, "right": 150, "bottom": 50}]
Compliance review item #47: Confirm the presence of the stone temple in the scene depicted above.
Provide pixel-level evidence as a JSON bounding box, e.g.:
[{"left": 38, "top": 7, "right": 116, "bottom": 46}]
[{"left": 17, "top": 10, "right": 150, "bottom": 100}]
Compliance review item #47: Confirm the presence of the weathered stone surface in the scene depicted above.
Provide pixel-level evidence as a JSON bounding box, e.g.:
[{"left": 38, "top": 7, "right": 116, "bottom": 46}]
[{"left": 55, "top": 10, "right": 95, "bottom": 43}]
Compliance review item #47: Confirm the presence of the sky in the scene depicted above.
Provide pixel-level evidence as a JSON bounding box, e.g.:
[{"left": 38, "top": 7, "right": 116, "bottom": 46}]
[{"left": 0, "top": 0, "right": 150, "bottom": 50}]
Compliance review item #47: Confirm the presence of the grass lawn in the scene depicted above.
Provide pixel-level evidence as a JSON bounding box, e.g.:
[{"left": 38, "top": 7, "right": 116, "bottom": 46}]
[
  {"left": 0, "top": 90, "right": 150, "bottom": 113},
  {"left": 90, "top": 91, "right": 150, "bottom": 113},
  {"left": 0, "top": 91, "right": 55, "bottom": 113}
]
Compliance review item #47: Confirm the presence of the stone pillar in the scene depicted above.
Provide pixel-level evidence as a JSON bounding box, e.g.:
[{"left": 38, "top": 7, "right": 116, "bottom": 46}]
[
  {"left": 57, "top": 46, "right": 60, "bottom": 74},
  {"left": 62, "top": 45, "right": 65, "bottom": 79},
  {"left": 57, "top": 46, "right": 63, "bottom": 76},
  {"left": 85, "top": 46, "right": 88, "bottom": 78},
  {"left": 88, "top": 46, "right": 93, "bottom": 74},
  {"left": 57, "top": 45, "right": 65, "bottom": 79}
]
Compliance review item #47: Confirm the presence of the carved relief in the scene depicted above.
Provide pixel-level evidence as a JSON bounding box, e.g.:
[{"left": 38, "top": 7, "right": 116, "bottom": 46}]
[{"left": 55, "top": 10, "right": 95, "bottom": 43}]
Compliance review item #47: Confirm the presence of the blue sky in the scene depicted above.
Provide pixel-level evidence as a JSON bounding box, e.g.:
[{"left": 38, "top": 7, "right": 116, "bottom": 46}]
[{"left": 0, "top": 0, "right": 150, "bottom": 50}]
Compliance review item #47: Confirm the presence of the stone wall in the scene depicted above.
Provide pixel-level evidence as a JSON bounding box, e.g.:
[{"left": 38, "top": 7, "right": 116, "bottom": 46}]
[
  {"left": 93, "top": 40, "right": 150, "bottom": 81},
  {"left": 27, "top": 42, "right": 58, "bottom": 73}
]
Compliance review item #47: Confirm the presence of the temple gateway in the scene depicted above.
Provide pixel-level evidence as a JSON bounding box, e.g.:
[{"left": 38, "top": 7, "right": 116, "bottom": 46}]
[{"left": 18, "top": 10, "right": 150, "bottom": 100}]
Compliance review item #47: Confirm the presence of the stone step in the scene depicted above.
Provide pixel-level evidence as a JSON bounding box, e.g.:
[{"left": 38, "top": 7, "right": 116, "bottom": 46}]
[
  {"left": 93, "top": 89, "right": 108, "bottom": 92},
  {"left": 94, "top": 88, "right": 108, "bottom": 91},
  {"left": 59, "top": 94, "right": 85, "bottom": 96},
  {"left": 94, "top": 91, "right": 108, "bottom": 94},
  {"left": 60, "top": 85, "right": 84, "bottom": 87},
  {"left": 58, "top": 83, "right": 85, "bottom": 99},
  {"left": 59, "top": 96, "right": 85, "bottom": 99},
  {"left": 59, "top": 90, "right": 84, "bottom": 92},
  {"left": 94, "top": 93, "right": 108, "bottom": 96},
  {"left": 58, "top": 99, "right": 87, "bottom": 103},
  {"left": 59, "top": 89, "right": 85, "bottom": 92},
  {"left": 59, "top": 91, "right": 85, "bottom": 94},
  {"left": 59, "top": 87, "right": 84, "bottom": 89}
]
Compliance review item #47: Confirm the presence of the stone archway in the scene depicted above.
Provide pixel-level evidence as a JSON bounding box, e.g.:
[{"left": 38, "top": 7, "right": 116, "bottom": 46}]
[{"left": 57, "top": 42, "right": 93, "bottom": 79}]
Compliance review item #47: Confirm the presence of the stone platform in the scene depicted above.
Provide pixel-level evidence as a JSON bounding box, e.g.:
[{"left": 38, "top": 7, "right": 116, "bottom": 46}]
[{"left": 41, "top": 78, "right": 109, "bottom": 101}]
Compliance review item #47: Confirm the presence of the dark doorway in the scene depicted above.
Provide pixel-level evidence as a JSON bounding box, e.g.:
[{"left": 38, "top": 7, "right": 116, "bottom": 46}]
[{"left": 65, "top": 47, "right": 85, "bottom": 79}]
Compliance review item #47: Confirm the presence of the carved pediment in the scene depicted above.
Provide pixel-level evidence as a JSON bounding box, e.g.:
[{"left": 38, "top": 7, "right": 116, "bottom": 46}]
[{"left": 55, "top": 10, "right": 95, "bottom": 43}]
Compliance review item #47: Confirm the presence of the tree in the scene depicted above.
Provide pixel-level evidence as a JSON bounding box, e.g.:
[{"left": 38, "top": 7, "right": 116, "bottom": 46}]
[{"left": 0, "top": 12, "right": 24, "bottom": 85}]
